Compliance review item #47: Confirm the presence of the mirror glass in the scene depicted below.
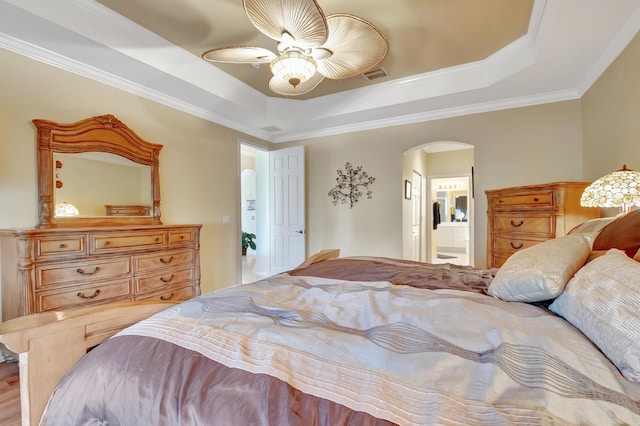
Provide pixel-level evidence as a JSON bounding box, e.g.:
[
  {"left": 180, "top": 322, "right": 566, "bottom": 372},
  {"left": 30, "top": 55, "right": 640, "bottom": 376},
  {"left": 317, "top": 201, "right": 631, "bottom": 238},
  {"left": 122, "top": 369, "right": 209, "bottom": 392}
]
[{"left": 53, "top": 152, "right": 152, "bottom": 217}]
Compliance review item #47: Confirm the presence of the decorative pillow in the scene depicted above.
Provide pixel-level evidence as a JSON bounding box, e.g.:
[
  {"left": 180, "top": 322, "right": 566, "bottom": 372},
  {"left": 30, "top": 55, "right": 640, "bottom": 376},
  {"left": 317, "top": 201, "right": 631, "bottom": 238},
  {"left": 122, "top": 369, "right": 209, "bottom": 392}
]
[
  {"left": 583, "top": 250, "right": 608, "bottom": 264},
  {"left": 568, "top": 217, "right": 616, "bottom": 245},
  {"left": 487, "top": 234, "right": 591, "bottom": 302},
  {"left": 549, "top": 249, "right": 640, "bottom": 382},
  {"left": 592, "top": 209, "right": 640, "bottom": 257}
]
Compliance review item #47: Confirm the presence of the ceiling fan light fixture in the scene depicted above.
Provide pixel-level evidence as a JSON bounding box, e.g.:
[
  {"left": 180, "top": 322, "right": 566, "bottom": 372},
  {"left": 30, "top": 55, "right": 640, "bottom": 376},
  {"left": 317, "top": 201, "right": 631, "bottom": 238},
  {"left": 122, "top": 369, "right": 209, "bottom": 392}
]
[{"left": 270, "top": 51, "right": 317, "bottom": 88}]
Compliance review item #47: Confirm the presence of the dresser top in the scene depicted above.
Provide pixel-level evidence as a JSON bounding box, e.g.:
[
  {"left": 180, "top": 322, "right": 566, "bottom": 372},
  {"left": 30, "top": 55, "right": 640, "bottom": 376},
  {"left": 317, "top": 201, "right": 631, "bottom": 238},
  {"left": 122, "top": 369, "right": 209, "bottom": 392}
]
[{"left": 0, "top": 224, "right": 202, "bottom": 237}]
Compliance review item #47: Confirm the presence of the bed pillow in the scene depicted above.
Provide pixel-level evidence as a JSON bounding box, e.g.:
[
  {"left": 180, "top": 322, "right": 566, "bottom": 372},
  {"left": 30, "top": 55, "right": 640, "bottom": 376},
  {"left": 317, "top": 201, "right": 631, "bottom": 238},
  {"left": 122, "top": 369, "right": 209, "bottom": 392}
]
[
  {"left": 592, "top": 209, "right": 640, "bottom": 257},
  {"left": 568, "top": 217, "right": 615, "bottom": 245},
  {"left": 549, "top": 249, "right": 640, "bottom": 382},
  {"left": 487, "top": 234, "right": 591, "bottom": 302}
]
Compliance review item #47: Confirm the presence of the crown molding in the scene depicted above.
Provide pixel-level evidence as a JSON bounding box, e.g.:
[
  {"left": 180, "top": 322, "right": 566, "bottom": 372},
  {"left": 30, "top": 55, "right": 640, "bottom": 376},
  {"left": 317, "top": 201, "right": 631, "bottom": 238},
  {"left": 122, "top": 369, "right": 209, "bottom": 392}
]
[
  {"left": 1, "top": 0, "right": 638, "bottom": 144},
  {"left": 270, "top": 89, "right": 582, "bottom": 143},
  {"left": 576, "top": 4, "right": 640, "bottom": 96}
]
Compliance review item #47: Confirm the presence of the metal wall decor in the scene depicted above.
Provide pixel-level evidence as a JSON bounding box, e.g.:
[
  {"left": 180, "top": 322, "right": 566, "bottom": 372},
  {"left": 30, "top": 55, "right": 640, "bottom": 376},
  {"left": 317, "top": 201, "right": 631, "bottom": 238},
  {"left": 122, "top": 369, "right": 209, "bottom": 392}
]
[{"left": 328, "top": 162, "right": 376, "bottom": 208}]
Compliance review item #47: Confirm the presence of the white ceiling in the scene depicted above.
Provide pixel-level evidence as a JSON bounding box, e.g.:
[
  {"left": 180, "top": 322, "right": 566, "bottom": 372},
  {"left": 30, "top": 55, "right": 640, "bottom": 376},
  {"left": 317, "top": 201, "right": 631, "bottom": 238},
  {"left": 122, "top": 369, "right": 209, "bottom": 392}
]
[
  {"left": 96, "top": 0, "right": 533, "bottom": 99},
  {"left": 1, "top": 0, "right": 639, "bottom": 143}
]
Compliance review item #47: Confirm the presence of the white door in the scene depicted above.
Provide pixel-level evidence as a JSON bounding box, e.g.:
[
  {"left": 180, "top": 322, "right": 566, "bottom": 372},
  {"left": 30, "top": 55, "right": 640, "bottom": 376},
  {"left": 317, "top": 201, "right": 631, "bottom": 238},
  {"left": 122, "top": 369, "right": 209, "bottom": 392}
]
[
  {"left": 269, "top": 146, "right": 306, "bottom": 274},
  {"left": 411, "top": 171, "right": 422, "bottom": 261}
]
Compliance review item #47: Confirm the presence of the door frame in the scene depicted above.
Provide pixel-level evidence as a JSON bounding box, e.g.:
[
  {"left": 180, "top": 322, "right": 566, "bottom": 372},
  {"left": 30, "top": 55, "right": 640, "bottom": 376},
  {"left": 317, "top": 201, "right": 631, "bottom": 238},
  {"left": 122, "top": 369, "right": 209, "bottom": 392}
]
[
  {"left": 238, "top": 141, "right": 269, "bottom": 284},
  {"left": 427, "top": 174, "right": 474, "bottom": 266},
  {"left": 238, "top": 141, "right": 306, "bottom": 284},
  {"left": 410, "top": 170, "right": 423, "bottom": 261}
]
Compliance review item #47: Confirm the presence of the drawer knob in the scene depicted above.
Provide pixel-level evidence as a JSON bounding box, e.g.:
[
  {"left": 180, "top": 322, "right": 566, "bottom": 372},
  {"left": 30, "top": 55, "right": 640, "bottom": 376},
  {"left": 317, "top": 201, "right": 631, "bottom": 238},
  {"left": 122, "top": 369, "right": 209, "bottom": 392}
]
[
  {"left": 76, "top": 266, "right": 101, "bottom": 276},
  {"left": 510, "top": 241, "right": 524, "bottom": 249},
  {"left": 510, "top": 220, "right": 524, "bottom": 227},
  {"left": 155, "top": 237, "right": 160, "bottom": 242},
  {"left": 77, "top": 289, "right": 101, "bottom": 299},
  {"left": 160, "top": 256, "right": 174, "bottom": 265},
  {"left": 160, "top": 274, "right": 175, "bottom": 283},
  {"left": 104, "top": 241, "right": 111, "bottom": 246},
  {"left": 180, "top": 235, "right": 185, "bottom": 240},
  {"left": 533, "top": 197, "right": 539, "bottom": 202},
  {"left": 160, "top": 292, "right": 175, "bottom": 301},
  {"left": 59, "top": 243, "right": 66, "bottom": 249}
]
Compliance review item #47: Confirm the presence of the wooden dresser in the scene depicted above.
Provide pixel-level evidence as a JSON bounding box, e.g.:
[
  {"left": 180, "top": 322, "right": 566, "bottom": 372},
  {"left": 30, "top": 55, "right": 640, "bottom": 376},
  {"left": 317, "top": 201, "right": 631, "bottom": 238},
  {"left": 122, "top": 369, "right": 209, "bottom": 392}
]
[
  {"left": 485, "top": 182, "right": 600, "bottom": 268},
  {"left": 0, "top": 224, "right": 201, "bottom": 321}
]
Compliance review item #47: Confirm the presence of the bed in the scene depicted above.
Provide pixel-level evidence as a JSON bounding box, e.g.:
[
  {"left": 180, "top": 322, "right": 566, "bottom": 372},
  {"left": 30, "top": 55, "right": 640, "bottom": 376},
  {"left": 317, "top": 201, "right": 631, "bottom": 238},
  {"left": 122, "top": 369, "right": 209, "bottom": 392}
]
[{"left": 2, "top": 211, "right": 640, "bottom": 425}]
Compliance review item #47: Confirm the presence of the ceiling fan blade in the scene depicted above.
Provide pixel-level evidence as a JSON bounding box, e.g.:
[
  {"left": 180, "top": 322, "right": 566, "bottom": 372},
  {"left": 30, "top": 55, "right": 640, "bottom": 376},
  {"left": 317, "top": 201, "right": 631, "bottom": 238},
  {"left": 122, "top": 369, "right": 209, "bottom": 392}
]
[
  {"left": 202, "top": 46, "right": 277, "bottom": 63},
  {"left": 243, "top": 0, "right": 328, "bottom": 48},
  {"left": 316, "top": 14, "right": 389, "bottom": 80},
  {"left": 269, "top": 72, "right": 324, "bottom": 96}
]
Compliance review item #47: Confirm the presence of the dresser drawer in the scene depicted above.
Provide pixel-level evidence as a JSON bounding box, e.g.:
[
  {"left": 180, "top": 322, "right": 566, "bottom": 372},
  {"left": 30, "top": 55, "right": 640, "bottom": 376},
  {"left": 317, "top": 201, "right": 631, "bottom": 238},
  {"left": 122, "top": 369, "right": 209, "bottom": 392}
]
[
  {"left": 491, "top": 191, "right": 554, "bottom": 210},
  {"left": 133, "top": 249, "right": 196, "bottom": 273},
  {"left": 135, "top": 266, "right": 195, "bottom": 293},
  {"left": 35, "top": 234, "right": 86, "bottom": 259},
  {"left": 492, "top": 215, "right": 554, "bottom": 235},
  {"left": 492, "top": 235, "right": 547, "bottom": 253},
  {"left": 105, "top": 205, "right": 150, "bottom": 216},
  {"left": 36, "top": 278, "right": 132, "bottom": 312},
  {"left": 135, "top": 283, "right": 195, "bottom": 302},
  {"left": 36, "top": 257, "right": 132, "bottom": 289},
  {"left": 491, "top": 253, "right": 513, "bottom": 269},
  {"left": 169, "top": 229, "right": 197, "bottom": 246},
  {"left": 89, "top": 231, "right": 166, "bottom": 254}
]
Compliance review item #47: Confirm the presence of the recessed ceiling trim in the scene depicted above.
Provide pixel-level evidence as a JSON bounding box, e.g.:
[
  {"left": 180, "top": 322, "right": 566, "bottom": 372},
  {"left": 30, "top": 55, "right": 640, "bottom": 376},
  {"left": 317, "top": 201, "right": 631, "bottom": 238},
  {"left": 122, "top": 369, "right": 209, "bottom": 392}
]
[
  {"left": 264, "top": 33, "right": 537, "bottom": 126},
  {"left": 2, "top": 0, "right": 640, "bottom": 144},
  {"left": 3, "top": 0, "right": 541, "bottom": 130},
  {"left": 576, "top": 4, "right": 640, "bottom": 96},
  {"left": 269, "top": 88, "right": 581, "bottom": 143},
  {"left": 4, "top": 0, "right": 270, "bottom": 113},
  {"left": 0, "top": 5, "right": 275, "bottom": 142}
]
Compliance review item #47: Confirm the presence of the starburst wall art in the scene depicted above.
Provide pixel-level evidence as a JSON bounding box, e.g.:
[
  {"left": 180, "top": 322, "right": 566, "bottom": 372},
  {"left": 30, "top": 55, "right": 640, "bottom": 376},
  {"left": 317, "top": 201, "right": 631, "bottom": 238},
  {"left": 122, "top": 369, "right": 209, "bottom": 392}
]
[{"left": 328, "top": 162, "right": 376, "bottom": 208}]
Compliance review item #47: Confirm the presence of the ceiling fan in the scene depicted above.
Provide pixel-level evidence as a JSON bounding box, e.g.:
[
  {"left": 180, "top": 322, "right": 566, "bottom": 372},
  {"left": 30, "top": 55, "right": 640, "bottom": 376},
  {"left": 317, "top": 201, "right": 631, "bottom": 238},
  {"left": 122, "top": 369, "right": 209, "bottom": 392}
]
[{"left": 201, "top": 0, "right": 389, "bottom": 97}]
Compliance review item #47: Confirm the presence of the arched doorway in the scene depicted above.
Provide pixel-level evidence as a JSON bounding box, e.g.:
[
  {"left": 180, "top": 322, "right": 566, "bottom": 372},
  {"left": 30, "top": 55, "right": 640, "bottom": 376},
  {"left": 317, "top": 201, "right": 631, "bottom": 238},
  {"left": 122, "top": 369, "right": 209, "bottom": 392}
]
[{"left": 402, "top": 141, "right": 475, "bottom": 266}]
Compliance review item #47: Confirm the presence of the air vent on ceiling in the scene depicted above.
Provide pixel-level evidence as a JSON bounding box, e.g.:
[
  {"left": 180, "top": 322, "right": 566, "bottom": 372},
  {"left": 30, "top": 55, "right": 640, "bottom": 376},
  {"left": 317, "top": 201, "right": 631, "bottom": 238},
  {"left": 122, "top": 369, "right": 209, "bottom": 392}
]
[
  {"left": 261, "top": 125, "right": 282, "bottom": 132},
  {"left": 362, "top": 67, "right": 388, "bottom": 81}
]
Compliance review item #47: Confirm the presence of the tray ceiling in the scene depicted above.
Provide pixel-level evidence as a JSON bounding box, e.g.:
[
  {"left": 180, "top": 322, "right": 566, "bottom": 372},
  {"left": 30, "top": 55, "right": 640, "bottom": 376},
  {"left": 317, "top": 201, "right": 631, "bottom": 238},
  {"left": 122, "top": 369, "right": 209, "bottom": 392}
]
[{"left": 1, "top": 0, "right": 639, "bottom": 142}]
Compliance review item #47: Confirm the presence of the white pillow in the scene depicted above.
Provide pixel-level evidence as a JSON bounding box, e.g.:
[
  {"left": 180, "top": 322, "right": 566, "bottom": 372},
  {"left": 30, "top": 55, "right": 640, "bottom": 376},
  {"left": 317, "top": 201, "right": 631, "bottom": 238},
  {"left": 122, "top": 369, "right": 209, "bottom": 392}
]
[
  {"left": 567, "top": 216, "right": 616, "bottom": 246},
  {"left": 487, "top": 234, "right": 590, "bottom": 302},
  {"left": 549, "top": 249, "right": 640, "bottom": 382}
]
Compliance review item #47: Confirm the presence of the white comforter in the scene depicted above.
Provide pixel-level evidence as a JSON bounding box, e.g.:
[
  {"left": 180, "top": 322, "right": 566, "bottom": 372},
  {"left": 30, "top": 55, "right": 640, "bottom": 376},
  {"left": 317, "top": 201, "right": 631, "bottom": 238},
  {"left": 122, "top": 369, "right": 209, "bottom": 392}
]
[{"left": 120, "top": 273, "right": 640, "bottom": 425}]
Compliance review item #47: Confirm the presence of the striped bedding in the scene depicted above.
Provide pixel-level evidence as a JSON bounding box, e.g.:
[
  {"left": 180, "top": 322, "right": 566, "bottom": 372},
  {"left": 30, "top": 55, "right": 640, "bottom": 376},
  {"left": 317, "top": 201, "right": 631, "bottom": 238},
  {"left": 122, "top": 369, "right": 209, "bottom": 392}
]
[{"left": 41, "top": 257, "right": 640, "bottom": 425}]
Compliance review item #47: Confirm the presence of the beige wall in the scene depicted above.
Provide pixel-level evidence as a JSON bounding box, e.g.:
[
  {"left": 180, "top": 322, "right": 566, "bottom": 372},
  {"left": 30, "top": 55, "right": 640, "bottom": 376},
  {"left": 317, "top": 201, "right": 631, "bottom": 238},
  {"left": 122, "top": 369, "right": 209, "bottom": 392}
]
[
  {"left": 425, "top": 149, "right": 475, "bottom": 177},
  {"left": 582, "top": 32, "right": 640, "bottom": 181},
  {"left": 0, "top": 48, "right": 271, "bottom": 296},
  {"left": 296, "top": 100, "right": 584, "bottom": 266}
]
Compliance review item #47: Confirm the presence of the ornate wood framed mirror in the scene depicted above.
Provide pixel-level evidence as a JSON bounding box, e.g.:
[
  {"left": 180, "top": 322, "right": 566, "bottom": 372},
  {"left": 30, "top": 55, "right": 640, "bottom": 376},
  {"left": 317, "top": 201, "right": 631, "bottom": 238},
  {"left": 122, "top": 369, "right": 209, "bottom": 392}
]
[{"left": 34, "top": 114, "right": 163, "bottom": 228}]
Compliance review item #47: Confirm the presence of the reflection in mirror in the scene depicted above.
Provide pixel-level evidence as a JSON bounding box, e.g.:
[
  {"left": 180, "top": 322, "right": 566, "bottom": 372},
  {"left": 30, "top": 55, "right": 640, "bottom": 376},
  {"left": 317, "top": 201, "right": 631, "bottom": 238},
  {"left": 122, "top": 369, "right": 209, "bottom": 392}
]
[{"left": 53, "top": 153, "right": 152, "bottom": 217}]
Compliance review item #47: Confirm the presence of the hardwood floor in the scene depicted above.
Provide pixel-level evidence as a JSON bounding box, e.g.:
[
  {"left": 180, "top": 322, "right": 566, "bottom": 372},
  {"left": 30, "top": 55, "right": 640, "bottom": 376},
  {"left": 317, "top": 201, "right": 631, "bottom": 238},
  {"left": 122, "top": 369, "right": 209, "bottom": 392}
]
[{"left": 0, "top": 361, "right": 20, "bottom": 426}]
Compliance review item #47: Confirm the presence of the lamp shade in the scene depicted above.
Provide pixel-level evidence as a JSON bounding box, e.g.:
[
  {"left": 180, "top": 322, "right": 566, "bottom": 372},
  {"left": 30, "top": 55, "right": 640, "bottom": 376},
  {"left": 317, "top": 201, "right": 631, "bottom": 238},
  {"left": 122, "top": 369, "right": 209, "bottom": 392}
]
[
  {"left": 580, "top": 165, "right": 640, "bottom": 213},
  {"left": 270, "top": 51, "right": 317, "bottom": 88},
  {"left": 55, "top": 201, "right": 79, "bottom": 217}
]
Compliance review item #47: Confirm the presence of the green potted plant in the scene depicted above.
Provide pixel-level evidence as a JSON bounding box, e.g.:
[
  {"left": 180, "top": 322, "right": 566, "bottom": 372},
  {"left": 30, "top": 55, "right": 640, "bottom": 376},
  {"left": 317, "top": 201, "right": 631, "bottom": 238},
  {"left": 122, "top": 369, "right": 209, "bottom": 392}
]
[{"left": 241, "top": 231, "right": 256, "bottom": 256}]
